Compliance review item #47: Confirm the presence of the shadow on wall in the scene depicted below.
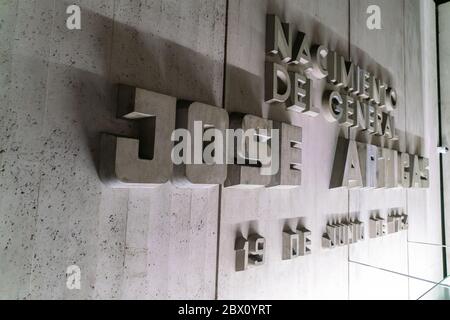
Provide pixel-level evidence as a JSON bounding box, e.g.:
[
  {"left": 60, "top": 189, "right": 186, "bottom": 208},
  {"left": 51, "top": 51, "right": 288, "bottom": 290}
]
[
  {"left": 0, "top": 3, "right": 225, "bottom": 299},
  {"left": 50, "top": 8, "right": 225, "bottom": 176},
  {"left": 109, "top": 20, "right": 224, "bottom": 108}
]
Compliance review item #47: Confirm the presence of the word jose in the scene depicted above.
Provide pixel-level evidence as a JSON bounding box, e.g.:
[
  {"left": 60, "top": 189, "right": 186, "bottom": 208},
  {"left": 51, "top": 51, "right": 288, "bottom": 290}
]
[{"left": 100, "top": 85, "right": 301, "bottom": 188}]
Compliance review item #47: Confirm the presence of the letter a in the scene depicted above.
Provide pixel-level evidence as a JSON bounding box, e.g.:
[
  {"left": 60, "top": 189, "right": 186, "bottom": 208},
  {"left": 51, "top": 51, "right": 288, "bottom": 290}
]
[
  {"left": 366, "top": 5, "right": 381, "bottom": 30},
  {"left": 66, "top": 5, "right": 81, "bottom": 30},
  {"left": 330, "top": 137, "right": 363, "bottom": 188}
]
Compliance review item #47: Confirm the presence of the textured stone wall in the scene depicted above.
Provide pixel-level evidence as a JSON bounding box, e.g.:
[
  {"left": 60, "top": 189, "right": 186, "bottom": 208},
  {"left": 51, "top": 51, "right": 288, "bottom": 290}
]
[
  {"left": 0, "top": 0, "right": 443, "bottom": 300},
  {"left": 0, "top": 0, "right": 225, "bottom": 300}
]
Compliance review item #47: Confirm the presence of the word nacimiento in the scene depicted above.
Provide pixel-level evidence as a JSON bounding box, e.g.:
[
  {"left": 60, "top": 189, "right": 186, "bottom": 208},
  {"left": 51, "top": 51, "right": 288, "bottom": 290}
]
[{"left": 265, "top": 14, "right": 398, "bottom": 140}]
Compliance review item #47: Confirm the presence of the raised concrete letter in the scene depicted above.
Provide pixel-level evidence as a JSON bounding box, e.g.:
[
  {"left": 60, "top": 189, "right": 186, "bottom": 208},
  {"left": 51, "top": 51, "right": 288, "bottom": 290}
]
[
  {"left": 330, "top": 138, "right": 363, "bottom": 188},
  {"left": 174, "top": 101, "right": 229, "bottom": 186},
  {"left": 271, "top": 122, "right": 302, "bottom": 187},
  {"left": 100, "top": 85, "right": 176, "bottom": 187},
  {"left": 225, "top": 114, "right": 274, "bottom": 187}
]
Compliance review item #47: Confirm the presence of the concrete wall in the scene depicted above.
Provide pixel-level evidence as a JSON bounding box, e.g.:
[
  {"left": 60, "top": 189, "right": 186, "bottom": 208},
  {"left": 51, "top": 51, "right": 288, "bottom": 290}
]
[
  {"left": 0, "top": 0, "right": 225, "bottom": 300},
  {"left": 218, "top": 0, "right": 443, "bottom": 300},
  {"left": 0, "top": 0, "right": 444, "bottom": 300},
  {"left": 439, "top": 1, "right": 450, "bottom": 283}
]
